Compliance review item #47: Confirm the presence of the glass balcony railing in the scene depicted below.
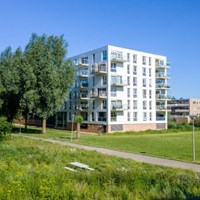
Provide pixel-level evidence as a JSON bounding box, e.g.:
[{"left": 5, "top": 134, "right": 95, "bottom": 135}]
[
  {"left": 156, "top": 117, "right": 166, "bottom": 121},
  {"left": 98, "top": 117, "right": 107, "bottom": 122}
]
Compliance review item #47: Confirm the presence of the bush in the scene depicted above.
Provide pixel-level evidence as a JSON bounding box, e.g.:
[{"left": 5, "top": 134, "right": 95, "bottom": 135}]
[{"left": 0, "top": 117, "right": 12, "bottom": 141}]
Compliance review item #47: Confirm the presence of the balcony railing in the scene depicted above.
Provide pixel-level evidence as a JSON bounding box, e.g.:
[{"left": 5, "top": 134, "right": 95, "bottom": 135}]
[
  {"left": 111, "top": 104, "right": 127, "bottom": 110},
  {"left": 156, "top": 106, "right": 167, "bottom": 110},
  {"left": 80, "top": 93, "right": 88, "bottom": 99},
  {"left": 91, "top": 63, "right": 107, "bottom": 74},
  {"left": 80, "top": 104, "right": 88, "bottom": 110},
  {"left": 156, "top": 117, "right": 166, "bottom": 121},
  {"left": 111, "top": 80, "right": 127, "bottom": 86},
  {"left": 98, "top": 117, "right": 107, "bottom": 122},
  {"left": 80, "top": 82, "right": 88, "bottom": 88},
  {"left": 111, "top": 52, "right": 127, "bottom": 62},
  {"left": 79, "top": 70, "right": 89, "bottom": 77},
  {"left": 91, "top": 91, "right": 107, "bottom": 98},
  {"left": 156, "top": 94, "right": 170, "bottom": 99},
  {"left": 156, "top": 84, "right": 170, "bottom": 89},
  {"left": 156, "top": 73, "right": 169, "bottom": 78}
]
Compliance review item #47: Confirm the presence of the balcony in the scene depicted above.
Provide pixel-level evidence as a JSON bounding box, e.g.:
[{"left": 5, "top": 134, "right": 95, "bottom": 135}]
[
  {"left": 111, "top": 52, "right": 127, "bottom": 63},
  {"left": 156, "top": 84, "right": 170, "bottom": 89},
  {"left": 111, "top": 104, "right": 127, "bottom": 111},
  {"left": 156, "top": 73, "right": 169, "bottom": 79},
  {"left": 91, "top": 63, "right": 107, "bottom": 75},
  {"left": 156, "top": 117, "right": 166, "bottom": 121},
  {"left": 98, "top": 117, "right": 107, "bottom": 122},
  {"left": 80, "top": 82, "right": 88, "bottom": 89},
  {"left": 156, "top": 106, "right": 168, "bottom": 111},
  {"left": 168, "top": 103, "right": 189, "bottom": 107},
  {"left": 91, "top": 91, "right": 107, "bottom": 99},
  {"left": 79, "top": 70, "right": 89, "bottom": 78},
  {"left": 80, "top": 104, "right": 88, "bottom": 111},
  {"left": 156, "top": 94, "right": 170, "bottom": 100},
  {"left": 80, "top": 93, "right": 89, "bottom": 100},
  {"left": 155, "top": 62, "right": 171, "bottom": 69},
  {"left": 111, "top": 79, "right": 127, "bottom": 87}
]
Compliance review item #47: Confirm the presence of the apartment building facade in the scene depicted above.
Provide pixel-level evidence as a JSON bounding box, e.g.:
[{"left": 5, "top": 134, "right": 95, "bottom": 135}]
[
  {"left": 56, "top": 45, "right": 170, "bottom": 133},
  {"left": 168, "top": 98, "right": 200, "bottom": 122}
]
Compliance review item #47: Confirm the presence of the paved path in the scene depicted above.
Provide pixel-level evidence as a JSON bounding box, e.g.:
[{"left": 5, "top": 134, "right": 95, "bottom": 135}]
[{"left": 19, "top": 135, "right": 200, "bottom": 173}]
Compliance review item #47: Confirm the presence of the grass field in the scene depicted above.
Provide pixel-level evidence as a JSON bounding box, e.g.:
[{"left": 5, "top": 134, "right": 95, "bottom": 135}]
[
  {"left": 18, "top": 126, "right": 200, "bottom": 163},
  {"left": 0, "top": 136, "right": 200, "bottom": 199}
]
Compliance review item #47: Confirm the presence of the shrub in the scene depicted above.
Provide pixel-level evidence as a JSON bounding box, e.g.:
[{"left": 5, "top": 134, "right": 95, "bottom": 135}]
[{"left": 0, "top": 117, "right": 12, "bottom": 141}]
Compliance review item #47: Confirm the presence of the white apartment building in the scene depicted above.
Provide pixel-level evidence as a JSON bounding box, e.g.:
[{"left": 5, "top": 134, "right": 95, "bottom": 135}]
[{"left": 56, "top": 45, "right": 170, "bottom": 133}]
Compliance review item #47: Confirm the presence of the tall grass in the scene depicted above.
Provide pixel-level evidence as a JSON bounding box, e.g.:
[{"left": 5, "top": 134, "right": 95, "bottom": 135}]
[{"left": 0, "top": 137, "right": 200, "bottom": 199}]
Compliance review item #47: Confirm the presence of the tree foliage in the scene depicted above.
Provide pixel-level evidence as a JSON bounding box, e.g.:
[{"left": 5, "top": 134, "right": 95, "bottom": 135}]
[
  {"left": 0, "top": 33, "right": 74, "bottom": 133},
  {"left": 24, "top": 34, "right": 74, "bottom": 133}
]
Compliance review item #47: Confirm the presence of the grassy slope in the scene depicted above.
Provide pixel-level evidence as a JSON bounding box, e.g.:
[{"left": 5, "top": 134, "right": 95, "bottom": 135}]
[
  {"left": 20, "top": 127, "right": 200, "bottom": 163},
  {"left": 0, "top": 136, "right": 200, "bottom": 199}
]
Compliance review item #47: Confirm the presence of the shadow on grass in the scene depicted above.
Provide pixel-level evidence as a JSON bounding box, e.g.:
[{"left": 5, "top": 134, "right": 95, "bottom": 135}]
[{"left": 12, "top": 127, "right": 41, "bottom": 134}]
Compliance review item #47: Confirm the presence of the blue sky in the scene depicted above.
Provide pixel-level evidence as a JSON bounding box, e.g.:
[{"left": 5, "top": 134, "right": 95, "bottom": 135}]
[{"left": 0, "top": 0, "right": 200, "bottom": 98}]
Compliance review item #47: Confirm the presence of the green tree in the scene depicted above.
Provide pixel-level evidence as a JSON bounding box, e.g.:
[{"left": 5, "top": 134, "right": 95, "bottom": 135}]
[
  {"left": 24, "top": 33, "right": 74, "bottom": 133},
  {"left": 75, "top": 115, "right": 83, "bottom": 139},
  {"left": 0, "top": 47, "right": 20, "bottom": 121}
]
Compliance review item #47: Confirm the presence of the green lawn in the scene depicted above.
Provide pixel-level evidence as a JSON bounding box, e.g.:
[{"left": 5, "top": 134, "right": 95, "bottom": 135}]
[
  {"left": 0, "top": 136, "right": 200, "bottom": 199},
  {"left": 17, "top": 126, "right": 200, "bottom": 163}
]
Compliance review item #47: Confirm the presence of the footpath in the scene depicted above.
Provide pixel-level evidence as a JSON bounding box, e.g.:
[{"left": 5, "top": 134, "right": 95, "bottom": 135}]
[{"left": 19, "top": 135, "right": 200, "bottom": 173}]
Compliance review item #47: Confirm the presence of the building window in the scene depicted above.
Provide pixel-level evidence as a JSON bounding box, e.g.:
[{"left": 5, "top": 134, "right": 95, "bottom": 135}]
[
  {"left": 149, "top": 90, "right": 152, "bottom": 99},
  {"left": 143, "top": 78, "right": 146, "bottom": 87},
  {"left": 142, "top": 67, "right": 146, "bottom": 76},
  {"left": 133, "top": 112, "right": 137, "bottom": 121},
  {"left": 127, "top": 53, "right": 130, "bottom": 62},
  {"left": 143, "top": 101, "right": 147, "bottom": 110},
  {"left": 91, "top": 112, "right": 95, "bottom": 121},
  {"left": 92, "top": 77, "right": 95, "bottom": 86},
  {"left": 143, "top": 112, "right": 147, "bottom": 121},
  {"left": 127, "top": 100, "right": 130, "bottom": 109},
  {"left": 127, "top": 88, "right": 130, "bottom": 97},
  {"left": 149, "top": 112, "right": 152, "bottom": 121},
  {"left": 149, "top": 68, "right": 152, "bottom": 77},
  {"left": 133, "top": 100, "right": 137, "bottom": 109},
  {"left": 142, "top": 56, "right": 146, "bottom": 65},
  {"left": 102, "top": 50, "right": 107, "bottom": 61},
  {"left": 127, "top": 64, "right": 130, "bottom": 74},
  {"left": 127, "top": 112, "right": 130, "bottom": 121},
  {"left": 149, "top": 79, "right": 152, "bottom": 87},
  {"left": 102, "top": 75, "right": 107, "bottom": 85},
  {"left": 149, "top": 57, "right": 152, "bottom": 66},
  {"left": 111, "top": 87, "right": 117, "bottom": 97},
  {"left": 133, "top": 54, "right": 137, "bottom": 63},
  {"left": 133, "top": 77, "right": 137, "bottom": 86},
  {"left": 143, "top": 89, "right": 147, "bottom": 99},
  {"left": 111, "top": 112, "right": 117, "bottom": 122},
  {"left": 133, "top": 65, "right": 137, "bottom": 75},
  {"left": 127, "top": 76, "right": 130, "bottom": 85},
  {"left": 81, "top": 57, "right": 88, "bottom": 64},
  {"left": 160, "top": 60, "right": 164, "bottom": 66},
  {"left": 133, "top": 88, "right": 137, "bottom": 98},
  {"left": 93, "top": 100, "right": 95, "bottom": 110},
  {"left": 149, "top": 101, "right": 152, "bottom": 110},
  {"left": 111, "top": 63, "right": 117, "bottom": 72},
  {"left": 102, "top": 100, "right": 107, "bottom": 109},
  {"left": 92, "top": 53, "right": 95, "bottom": 63}
]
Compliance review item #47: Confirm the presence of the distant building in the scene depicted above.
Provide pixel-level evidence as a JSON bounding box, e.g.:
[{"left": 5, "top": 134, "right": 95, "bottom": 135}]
[
  {"left": 168, "top": 98, "right": 200, "bottom": 122},
  {"left": 56, "top": 45, "right": 170, "bottom": 133}
]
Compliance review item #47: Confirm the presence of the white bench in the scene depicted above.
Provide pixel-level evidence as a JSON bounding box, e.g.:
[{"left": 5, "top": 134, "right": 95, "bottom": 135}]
[
  {"left": 69, "top": 162, "right": 95, "bottom": 171},
  {"left": 63, "top": 166, "right": 77, "bottom": 172}
]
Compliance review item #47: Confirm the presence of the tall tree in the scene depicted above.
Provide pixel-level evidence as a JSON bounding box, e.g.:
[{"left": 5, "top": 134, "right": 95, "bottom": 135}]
[
  {"left": 24, "top": 34, "right": 74, "bottom": 133},
  {"left": 0, "top": 47, "right": 20, "bottom": 121}
]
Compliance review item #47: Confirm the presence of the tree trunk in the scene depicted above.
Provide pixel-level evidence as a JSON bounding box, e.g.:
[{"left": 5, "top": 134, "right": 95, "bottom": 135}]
[
  {"left": 24, "top": 113, "right": 28, "bottom": 132},
  {"left": 76, "top": 122, "right": 80, "bottom": 139},
  {"left": 42, "top": 118, "right": 46, "bottom": 134}
]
